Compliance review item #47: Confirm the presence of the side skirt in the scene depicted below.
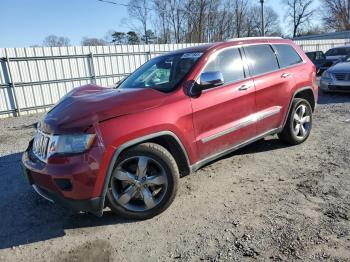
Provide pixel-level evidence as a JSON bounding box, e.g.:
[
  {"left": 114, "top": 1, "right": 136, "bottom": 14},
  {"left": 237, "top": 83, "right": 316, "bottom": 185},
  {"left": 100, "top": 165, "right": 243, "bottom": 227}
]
[{"left": 190, "top": 128, "right": 281, "bottom": 172}]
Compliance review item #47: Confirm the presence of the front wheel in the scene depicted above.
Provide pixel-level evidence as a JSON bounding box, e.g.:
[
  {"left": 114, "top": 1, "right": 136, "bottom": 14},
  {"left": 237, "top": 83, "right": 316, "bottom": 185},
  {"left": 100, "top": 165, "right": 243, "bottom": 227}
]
[
  {"left": 278, "top": 98, "right": 313, "bottom": 145},
  {"left": 107, "top": 143, "right": 179, "bottom": 220}
]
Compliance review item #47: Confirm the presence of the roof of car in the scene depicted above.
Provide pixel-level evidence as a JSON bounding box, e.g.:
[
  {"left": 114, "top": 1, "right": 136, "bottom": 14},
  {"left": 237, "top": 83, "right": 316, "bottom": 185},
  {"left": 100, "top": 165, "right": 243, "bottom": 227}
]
[
  {"left": 165, "top": 43, "right": 217, "bottom": 55},
  {"left": 328, "top": 46, "right": 350, "bottom": 50},
  {"left": 166, "top": 37, "right": 291, "bottom": 55}
]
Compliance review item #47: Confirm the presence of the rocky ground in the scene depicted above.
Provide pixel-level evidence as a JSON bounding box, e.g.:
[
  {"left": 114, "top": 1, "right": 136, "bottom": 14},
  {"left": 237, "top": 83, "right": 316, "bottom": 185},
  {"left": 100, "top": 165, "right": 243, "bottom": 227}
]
[{"left": 0, "top": 92, "right": 349, "bottom": 262}]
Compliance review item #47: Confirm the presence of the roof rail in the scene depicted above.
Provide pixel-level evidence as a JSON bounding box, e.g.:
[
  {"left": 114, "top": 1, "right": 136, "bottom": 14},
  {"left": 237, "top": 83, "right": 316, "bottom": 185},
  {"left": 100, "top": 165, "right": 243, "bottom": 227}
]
[{"left": 226, "top": 36, "right": 283, "bottom": 42}]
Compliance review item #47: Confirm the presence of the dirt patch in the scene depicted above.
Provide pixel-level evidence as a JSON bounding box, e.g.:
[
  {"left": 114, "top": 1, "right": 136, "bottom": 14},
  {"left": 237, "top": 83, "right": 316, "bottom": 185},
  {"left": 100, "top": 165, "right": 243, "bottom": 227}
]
[{"left": 55, "top": 239, "right": 112, "bottom": 262}]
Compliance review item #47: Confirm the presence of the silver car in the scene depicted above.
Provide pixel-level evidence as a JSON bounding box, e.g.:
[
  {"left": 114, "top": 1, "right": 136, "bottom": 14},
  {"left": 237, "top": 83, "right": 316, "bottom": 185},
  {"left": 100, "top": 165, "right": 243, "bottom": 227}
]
[{"left": 320, "top": 57, "right": 350, "bottom": 93}]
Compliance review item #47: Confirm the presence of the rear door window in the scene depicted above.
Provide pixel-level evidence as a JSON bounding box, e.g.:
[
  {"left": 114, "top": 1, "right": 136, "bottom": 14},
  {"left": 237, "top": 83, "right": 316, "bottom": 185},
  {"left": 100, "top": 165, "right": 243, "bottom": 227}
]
[
  {"left": 244, "top": 45, "right": 279, "bottom": 76},
  {"left": 202, "top": 48, "right": 245, "bottom": 84},
  {"left": 273, "top": 44, "right": 303, "bottom": 68}
]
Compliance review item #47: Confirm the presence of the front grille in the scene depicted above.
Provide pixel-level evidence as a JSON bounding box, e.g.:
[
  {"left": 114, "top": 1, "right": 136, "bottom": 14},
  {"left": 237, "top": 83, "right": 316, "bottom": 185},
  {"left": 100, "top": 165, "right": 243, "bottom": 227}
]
[
  {"left": 32, "top": 129, "right": 51, "bottom": 162},
  {"left": 333, "top": 72, "right": 350, "bottom": 81}
]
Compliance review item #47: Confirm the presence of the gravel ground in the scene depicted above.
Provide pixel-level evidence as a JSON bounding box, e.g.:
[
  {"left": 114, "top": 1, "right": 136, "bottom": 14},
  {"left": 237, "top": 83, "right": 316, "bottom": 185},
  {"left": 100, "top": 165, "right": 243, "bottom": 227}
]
[{"left": 0, "top": 92, "right": 349, "bottom": 262}]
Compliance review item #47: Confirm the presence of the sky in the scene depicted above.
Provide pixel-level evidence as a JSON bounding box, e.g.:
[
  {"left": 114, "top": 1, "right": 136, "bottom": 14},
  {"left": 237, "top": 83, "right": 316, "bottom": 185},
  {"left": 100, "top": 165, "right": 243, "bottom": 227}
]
[{"left": 0, "top": 0, "right": 320, "bottom": 48}]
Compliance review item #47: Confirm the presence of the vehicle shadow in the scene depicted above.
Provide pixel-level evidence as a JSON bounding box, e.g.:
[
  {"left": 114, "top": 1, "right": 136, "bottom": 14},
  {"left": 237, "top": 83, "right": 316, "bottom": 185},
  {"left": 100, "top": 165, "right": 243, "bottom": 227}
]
[
  {"left": 0, "top": 152, "right": 134, "bottom": 249},
  {"left": 199, "top": 136, "right": 289, "bottom": 171}
]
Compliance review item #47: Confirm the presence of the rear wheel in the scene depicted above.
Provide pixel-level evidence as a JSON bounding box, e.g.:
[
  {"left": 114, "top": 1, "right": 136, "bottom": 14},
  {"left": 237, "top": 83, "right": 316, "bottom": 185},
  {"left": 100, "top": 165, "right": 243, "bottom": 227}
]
[
  {"left": 278, "top": 98, "right": 313, "bottom": 145},
  {"left": 107, "top": 143, "right": 179, "bottom": 220}
]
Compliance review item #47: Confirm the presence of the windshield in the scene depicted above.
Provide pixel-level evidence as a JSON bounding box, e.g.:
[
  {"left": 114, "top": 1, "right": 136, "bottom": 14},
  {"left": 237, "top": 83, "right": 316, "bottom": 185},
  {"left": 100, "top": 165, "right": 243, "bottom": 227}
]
[
  {"left": 118, "top": 52, "right": 203, "bottom": 92},
  {"left": 344, "top": 54, "right": 350, "bottom": 62},
  {"left": 325, "top": 47, "right": 350, "bottom": 56}
]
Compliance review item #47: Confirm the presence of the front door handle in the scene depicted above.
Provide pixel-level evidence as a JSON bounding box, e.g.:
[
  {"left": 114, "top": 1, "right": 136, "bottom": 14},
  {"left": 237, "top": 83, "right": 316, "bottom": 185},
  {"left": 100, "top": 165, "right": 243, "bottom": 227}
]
[
  {"left": 281, "top": 72, "right": 292, "bottom": 78},
  {"left": 238, "top": 84, "right": 252, "bottom": 91}
]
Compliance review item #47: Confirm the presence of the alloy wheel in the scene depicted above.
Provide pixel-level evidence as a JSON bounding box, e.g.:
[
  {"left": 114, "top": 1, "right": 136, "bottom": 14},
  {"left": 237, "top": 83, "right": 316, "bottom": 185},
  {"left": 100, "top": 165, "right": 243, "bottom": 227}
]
[
  {"left": 293, "top": 104, "right": 311, "bottom": 139},
  {"left": 111, "top": 156, "right": 168, "bottom": 212}
]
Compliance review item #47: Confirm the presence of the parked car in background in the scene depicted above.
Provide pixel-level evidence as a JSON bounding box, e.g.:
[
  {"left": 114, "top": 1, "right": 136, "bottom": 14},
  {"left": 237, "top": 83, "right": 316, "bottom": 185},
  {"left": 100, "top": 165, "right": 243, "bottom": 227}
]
[
  {"left": 307, "top": 46, "right": 350, "bottom": 76},
  {"left": 320, "top": 56, "right": 350, "bottom": 93},
  {"left": 22, "top": 37, "right": 317, "bottom": 219},
  {"left": 306, "top": 51, "right": 329, "bottom": 75},
  {"left": 325, "top": 46, "right": 350, "bottom": 61}
]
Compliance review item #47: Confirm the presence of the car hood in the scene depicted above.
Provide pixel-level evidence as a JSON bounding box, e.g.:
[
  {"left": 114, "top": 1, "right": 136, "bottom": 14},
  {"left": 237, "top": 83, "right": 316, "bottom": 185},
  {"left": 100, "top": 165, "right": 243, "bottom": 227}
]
[
  {"left": 41, "top": 84, "right": 167, "bottom": 133},
  {"left": 328, "top": 62, "right": 350, "bottom": 72}
]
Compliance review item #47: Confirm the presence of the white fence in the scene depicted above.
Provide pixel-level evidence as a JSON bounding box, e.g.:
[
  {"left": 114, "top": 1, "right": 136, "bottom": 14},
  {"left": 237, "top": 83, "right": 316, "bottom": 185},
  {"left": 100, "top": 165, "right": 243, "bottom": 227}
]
[
  {"left": 0, "top": 43, "right": 200, "bottom": 118},
  {"left": 1, "top": 39, "right": 349, "bottom": 118},
  {"left": 294, "top": 39, "right": 350, "bottom": 52}
]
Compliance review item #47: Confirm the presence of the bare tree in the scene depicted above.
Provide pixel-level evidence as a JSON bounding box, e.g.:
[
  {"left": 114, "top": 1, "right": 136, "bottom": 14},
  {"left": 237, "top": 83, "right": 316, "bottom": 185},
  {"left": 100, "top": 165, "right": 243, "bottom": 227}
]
[
  {"left": 284, "top": 0, "right": 314, "bottom": 38},
  {"left": 128, "top": 0, "right": 151, "bottom": 43},
  {"left": 124, "top": 0, "right": 283, "bottom": 43},
  {"left": 81, "top": 37, "right": 107, "bottom": 46},
  {"left": 250, "top": 6, "right": 281, "bottom": 36},
  {"left": 153, "top": 0, "right": 171, "bottom": 43},
  {"left": 43, "top": 35, "right": 70, "bottom": 47},
  {"left": 232, "top": 0, "right": 249, "bottom": 38},
  {"left": 321, "top": 0, "right": 350, "bottom": 31}
]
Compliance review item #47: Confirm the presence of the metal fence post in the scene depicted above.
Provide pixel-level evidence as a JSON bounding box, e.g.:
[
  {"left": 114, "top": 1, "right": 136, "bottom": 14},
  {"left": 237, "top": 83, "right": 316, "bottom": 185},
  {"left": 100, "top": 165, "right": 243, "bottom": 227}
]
[
  {"left": 146, "top": 51, "right": 151, "bottom": 61},
  {"left": 89, "top": 52, "right": 96, "bottom": 84},
  {"left": 5, "top": 56, "right": 21, "bottom": 116}
]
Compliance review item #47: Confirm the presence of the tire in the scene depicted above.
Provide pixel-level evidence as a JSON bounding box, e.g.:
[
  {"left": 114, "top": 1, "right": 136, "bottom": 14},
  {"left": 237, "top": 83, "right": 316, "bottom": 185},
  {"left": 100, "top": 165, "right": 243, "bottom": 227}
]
[
  {"left": 107, "top": 143, "right": 179, "bottom": 220},
  {"left": 278, "top": 98, "right": 313, "bottom": 145}
]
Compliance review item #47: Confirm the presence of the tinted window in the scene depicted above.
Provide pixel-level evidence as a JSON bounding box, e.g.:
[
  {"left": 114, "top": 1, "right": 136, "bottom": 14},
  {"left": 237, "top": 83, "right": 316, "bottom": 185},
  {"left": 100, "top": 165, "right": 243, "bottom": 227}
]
[
  {"left": 274, "top": 44, "right": 303, "bottom": 68},
  {"left": 202, "top": 48, "right": 245, "bottom": 83},
  {"left": 244, "top": 45, "right": 279, "bottom": 76},
  {"left": 325, "top": 47, "right": 350, "bottom": 56},
  {"left": 306, "top": 52, "right": 315, "bottom": 60}
]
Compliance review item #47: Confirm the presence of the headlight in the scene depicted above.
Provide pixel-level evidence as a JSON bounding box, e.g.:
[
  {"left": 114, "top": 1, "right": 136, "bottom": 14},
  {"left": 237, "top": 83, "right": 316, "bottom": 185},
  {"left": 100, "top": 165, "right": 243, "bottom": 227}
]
[
  {"left": 49, "top": 134, "right": 96, "bottom": 155},
  {"left": 322, "top": 70, "right": 332, "bottom": 79}
]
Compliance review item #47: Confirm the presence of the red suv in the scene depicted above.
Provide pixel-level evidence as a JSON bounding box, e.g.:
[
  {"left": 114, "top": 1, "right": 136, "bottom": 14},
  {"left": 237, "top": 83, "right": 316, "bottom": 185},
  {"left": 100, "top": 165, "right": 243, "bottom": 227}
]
[{"left": 22, "top": 37, "right": 317, "bottom": 219}]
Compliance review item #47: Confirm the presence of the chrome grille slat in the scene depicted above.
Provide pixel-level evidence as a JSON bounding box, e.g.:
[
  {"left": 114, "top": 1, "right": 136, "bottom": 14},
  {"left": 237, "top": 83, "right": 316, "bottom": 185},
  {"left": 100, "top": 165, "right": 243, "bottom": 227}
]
[
  {"left": 32, "top": 129, "right": 51, "bottom": 163},
  {"left": 333, "top": 72, "right": 349, "bottom": 81}
]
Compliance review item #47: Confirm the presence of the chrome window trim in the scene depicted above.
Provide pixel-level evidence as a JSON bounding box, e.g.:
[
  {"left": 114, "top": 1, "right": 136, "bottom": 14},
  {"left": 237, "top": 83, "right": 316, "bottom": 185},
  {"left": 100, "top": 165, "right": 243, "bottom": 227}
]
[
  {"left": 271, "top": 43, "right": 304, "bottom": 69},
  {"left": 241, "top": 43, "right": 306, "bottom": 79},
  {"left": 194, "top": 43, "right": 306, "bottom": 89},
  {"left": 195, "top": 45, "right": 249, "bottom": 91}
]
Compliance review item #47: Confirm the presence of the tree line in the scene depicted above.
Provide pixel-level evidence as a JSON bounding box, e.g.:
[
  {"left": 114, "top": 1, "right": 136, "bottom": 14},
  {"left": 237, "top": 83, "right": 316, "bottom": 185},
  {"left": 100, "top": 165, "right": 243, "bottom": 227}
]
[{"left": 40, "top": 0, "right": 350, "bottom": 47}]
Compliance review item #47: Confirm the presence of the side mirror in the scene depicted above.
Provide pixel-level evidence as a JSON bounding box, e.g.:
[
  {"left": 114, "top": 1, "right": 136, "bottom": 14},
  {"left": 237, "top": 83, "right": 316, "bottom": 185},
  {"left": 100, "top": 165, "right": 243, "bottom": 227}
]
[{"left": 189, "top": 71, "right": 224, "bottom": 97}]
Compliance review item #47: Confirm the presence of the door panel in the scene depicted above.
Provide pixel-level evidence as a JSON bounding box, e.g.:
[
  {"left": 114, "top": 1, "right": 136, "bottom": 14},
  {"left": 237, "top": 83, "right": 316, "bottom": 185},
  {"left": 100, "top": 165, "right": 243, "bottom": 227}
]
[
  {"left": 191, "top": 47, "right": 257, "bottom": 160},
  {"left": 243, "top": 44, "right": 295, "bottom": 134},
  {"left": 253, "top": 71, "right": 294, "bottom": 134},
  {"left": 191, "top": 79, "right": 256, "bottom": 160}
]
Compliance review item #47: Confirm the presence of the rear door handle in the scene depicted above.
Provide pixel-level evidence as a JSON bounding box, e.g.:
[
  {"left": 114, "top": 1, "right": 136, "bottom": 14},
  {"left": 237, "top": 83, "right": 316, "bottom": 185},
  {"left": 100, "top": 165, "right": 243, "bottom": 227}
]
[
  {"left": 281, "top": 73, "right": 292, "bottom": 78},
  {"left": 238, "top": 84, "right": 252, "bottom": 91}
]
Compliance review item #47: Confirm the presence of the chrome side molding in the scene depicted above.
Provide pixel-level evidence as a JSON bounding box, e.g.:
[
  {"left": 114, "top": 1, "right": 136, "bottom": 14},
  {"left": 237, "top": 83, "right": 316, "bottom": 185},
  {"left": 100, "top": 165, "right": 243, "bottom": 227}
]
[
  {"left": 191, "top": 128, "right": 281, "bottom": 172},
  {"left": 201, "top": 106, "right": 281, "bottom": 143},
  {"left": 32, "top": 185, "right": 54, "bottom": 203}
]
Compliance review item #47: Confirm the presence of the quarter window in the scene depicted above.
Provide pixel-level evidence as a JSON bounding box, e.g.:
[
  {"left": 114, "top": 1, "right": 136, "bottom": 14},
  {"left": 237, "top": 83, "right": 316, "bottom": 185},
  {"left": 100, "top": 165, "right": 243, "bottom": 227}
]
[
  {"left": 202, "top": 48, "right": 245, "bottom": 84},
  {"left": 244, "top": 45, "right": 279, "bottom": 76},
  {"left": 274, "top": 44, "right": 303, "bottom": 68}
]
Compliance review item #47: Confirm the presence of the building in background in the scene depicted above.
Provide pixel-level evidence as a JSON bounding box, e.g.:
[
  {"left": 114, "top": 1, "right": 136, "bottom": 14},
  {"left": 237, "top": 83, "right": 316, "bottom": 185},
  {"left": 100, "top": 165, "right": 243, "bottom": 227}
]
[{"left": 294, "top": 31, "right": 350, "bottom": 40}]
